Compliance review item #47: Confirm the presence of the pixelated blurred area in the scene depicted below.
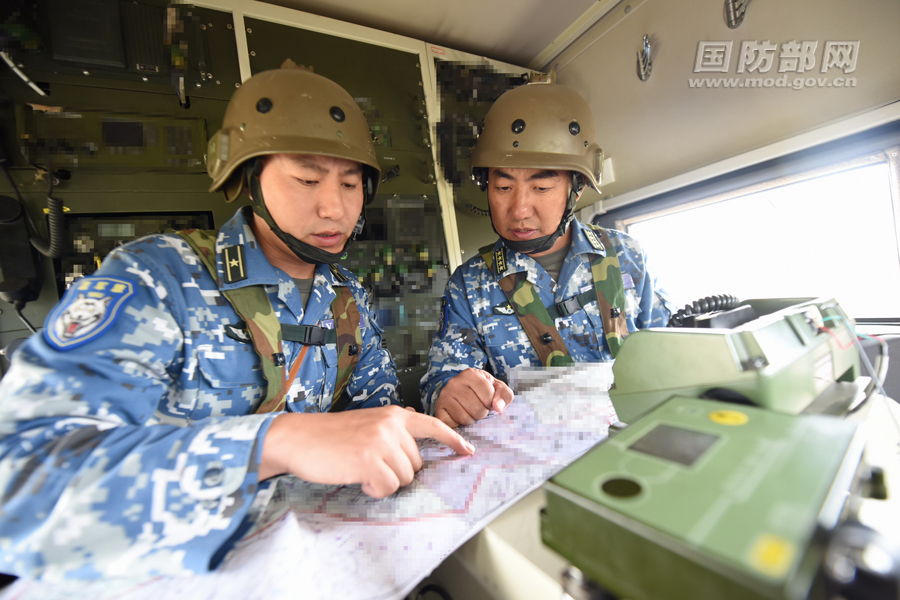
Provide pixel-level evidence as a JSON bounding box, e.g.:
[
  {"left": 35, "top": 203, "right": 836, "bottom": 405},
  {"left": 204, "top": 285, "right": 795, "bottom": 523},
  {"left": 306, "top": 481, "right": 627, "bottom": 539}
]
[
  {"left": 344, "top": 195, "right": 448, "bottom": 372},
  {"left": 17, "top": 107, "right": 207, "bottom": 172},
  {"left": 58, "top": 212, "right": 212, "bottom": 296},
  {"left": 435, "top": 61, "right": 526, "bottom": 216},
  {"left": 356, "top": 97, "right": 392, "bottom": 148}
]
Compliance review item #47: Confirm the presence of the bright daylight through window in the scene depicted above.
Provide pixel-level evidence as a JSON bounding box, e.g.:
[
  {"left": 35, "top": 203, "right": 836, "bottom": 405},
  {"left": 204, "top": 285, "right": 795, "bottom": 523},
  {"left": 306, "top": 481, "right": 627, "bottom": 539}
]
[{"left": 627, "top": 161, "right": 900, "bottom": 320}]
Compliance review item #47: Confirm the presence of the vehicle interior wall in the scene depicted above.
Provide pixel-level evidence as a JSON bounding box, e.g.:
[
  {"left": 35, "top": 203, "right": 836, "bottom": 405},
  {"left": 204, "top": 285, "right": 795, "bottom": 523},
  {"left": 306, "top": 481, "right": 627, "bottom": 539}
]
[
  {"left": 0, "top": 1, "right": 453, "bottom": 404},
  {"left": 2, "top": 0, "right": 898, "bottom": 389},
  {"left": 549, "top": 0, "right": 900, "bottom": 214}
]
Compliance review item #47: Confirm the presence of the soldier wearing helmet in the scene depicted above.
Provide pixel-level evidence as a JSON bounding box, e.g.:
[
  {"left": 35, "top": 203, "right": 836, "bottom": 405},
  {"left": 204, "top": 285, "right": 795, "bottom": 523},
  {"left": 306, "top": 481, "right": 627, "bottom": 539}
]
[
  {"left": 421, "top": 76, "right": 674, "bottom": 428},
  {"left": 0, "top": 63, "right": 473, "bottom": 582}
]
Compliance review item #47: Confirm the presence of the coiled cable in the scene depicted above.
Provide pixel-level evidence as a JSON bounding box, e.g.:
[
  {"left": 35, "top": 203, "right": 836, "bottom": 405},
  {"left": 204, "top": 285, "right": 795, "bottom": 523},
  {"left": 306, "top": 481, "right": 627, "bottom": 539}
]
[
  {"left": 668, "top": 294, "right": 741, "bottom": 327},
  {"left": 27, "top": 153, "right": 66, "bottom": 259}
]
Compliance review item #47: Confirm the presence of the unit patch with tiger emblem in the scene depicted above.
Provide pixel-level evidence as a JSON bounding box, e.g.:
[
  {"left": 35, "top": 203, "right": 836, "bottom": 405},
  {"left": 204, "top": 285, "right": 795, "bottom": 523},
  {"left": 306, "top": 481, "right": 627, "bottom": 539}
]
[{"left": 44, "top": 277, "right": 136, "bottom": 351}]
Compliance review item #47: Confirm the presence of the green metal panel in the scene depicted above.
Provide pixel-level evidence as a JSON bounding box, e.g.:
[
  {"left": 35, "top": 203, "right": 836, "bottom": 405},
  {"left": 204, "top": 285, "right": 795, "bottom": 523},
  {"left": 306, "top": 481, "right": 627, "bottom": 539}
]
[
  {"left": 0, "top": 6, "right": 452, "bottom": 409},
  {"left": 0, "top": 3, "right": 237, "bottom": 336},
  {"left": 542, "top": 396, "right": 862, "bottom": 600},
  {"left": 16, "top": 105, "right": 208, "bottom": 172},
  {"left": 4, "top": 2, "right": 241, "bottom": 101}
]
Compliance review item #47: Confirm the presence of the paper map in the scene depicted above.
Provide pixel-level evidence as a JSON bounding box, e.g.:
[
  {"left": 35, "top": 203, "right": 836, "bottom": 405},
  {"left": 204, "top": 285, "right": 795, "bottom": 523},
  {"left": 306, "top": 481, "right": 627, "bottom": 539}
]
[{"left": 3, "top": 363, "right": 616, "bottom": 600}]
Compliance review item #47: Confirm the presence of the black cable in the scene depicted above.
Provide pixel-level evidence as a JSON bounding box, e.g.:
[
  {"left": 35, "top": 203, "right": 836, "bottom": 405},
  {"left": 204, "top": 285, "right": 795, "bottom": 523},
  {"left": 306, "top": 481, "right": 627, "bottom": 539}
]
[
  {"left": 1, "top": 164, "right": 26, "bottom": 204},
  {"left": 28, "top": 152, "right": 65, "bottom": 258},
  {"left": 668, "top": 294, "right": 741, "bottom": 327},
  {"left": 14, "top": 302, "right": 37, "bottom": 334},
  {"left": 0, "top": 144, "right": 40, "bottom": 235}
]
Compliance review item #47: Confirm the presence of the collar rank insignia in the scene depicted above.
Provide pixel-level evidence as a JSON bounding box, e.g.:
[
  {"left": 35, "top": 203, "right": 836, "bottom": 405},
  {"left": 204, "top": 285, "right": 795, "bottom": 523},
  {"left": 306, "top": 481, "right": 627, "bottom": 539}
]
[
  {"left": 584, "top": 228, "right": 604, "bottom": 251},
  {"left": 493, "top": 246, "right": 507, "bottom": 274},
  {"left": 222, "top": 245, "right": 247, "bottom": 283},
  {"left": 329, "top": 263, "right": 348, "bottom": 283}
]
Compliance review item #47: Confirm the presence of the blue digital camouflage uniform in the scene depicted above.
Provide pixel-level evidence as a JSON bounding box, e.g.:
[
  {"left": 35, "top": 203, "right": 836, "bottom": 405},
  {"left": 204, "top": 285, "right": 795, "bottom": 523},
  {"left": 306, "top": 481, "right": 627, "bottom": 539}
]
[
  {"left": 420, "top": 219, "right": 674, "bottom": 414},
  {"left": 0, "top": 206, "right": 399, "bottom": 581}
]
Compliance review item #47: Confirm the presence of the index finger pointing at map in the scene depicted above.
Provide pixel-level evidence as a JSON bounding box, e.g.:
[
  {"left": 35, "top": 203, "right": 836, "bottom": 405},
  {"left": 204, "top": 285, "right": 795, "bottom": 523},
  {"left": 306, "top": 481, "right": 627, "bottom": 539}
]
[{"left": 406, "top": 412, "right": 476, "bottom": 455}]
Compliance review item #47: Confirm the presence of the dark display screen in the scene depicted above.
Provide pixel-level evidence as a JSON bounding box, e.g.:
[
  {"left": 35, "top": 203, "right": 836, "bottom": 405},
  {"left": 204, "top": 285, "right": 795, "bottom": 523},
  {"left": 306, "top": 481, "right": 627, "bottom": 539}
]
[{"left": 629, "top": 424, "right": 720, "bottom": 466}]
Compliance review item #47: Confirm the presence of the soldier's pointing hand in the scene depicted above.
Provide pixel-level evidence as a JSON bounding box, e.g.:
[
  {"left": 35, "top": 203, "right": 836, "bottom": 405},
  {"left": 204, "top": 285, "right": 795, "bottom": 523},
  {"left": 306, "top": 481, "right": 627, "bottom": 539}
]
[{"left": 259, "top": 405, "right": 476, "bottom": 498}]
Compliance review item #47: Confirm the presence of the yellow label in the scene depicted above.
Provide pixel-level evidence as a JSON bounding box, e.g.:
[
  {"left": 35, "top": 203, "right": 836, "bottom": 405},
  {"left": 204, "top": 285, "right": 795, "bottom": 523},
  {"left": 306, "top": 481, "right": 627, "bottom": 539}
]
[
  {"left": 709, "top": 410, "right": 749, "bottom": 426},
  {"left": 748, "top": 534, "right": 795, "bottom": 578}
]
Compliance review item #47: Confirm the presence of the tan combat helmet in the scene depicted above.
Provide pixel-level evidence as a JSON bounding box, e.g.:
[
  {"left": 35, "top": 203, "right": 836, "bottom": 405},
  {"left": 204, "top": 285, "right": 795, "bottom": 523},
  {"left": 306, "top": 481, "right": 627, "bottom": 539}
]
[
  {"left": 207, "top": 60, "right": 381, "bottom": 203},
  {"left": 471, "top": 74, "right": 603, "bottom": 211},
  {"left": 470, "top": 74, "right": 603, "bottom": 254}
]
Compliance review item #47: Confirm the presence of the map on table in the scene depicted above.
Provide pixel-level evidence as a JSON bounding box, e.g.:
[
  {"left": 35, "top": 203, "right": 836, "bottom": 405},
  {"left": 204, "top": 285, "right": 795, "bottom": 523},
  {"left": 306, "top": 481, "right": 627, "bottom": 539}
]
[{"left": 4, "top": 363, "right": 616, "bottom": 600}]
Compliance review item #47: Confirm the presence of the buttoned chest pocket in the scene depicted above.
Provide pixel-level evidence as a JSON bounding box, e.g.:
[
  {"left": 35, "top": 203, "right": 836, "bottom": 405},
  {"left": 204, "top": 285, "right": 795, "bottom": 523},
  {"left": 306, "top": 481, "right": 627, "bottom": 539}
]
[{"left": 193, "top": 344, "right": 265, "bottom": 416}]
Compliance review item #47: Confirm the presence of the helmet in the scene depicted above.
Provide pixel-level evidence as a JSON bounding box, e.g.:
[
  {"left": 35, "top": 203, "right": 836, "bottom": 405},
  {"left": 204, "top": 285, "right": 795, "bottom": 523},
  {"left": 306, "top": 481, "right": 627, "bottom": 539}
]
[
  {"left": 206, "top": 61, "right": 380, "bottom": 265},
  {"left": 207, "top": 60, "right": 380, "bottom": 203},
  {"left": 471, "top": 78, "right": 603, "bottom": 254},
  {"left": 471, "top": 80, "right": 602, "bottom": 193}
]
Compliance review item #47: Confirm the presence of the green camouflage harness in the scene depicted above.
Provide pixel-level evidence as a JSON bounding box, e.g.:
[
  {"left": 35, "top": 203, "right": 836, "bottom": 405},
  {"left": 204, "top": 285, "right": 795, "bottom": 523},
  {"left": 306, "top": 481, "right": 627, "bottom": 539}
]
[
  {"left": 480, "top": 225, "right": 629, "bottom": 364},
  {"left": 176, "top": 229, "right": 362, "bottom": 413}
]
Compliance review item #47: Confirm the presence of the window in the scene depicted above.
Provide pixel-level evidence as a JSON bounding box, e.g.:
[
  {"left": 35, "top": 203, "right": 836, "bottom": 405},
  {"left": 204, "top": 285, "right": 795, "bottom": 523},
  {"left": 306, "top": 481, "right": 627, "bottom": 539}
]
[{"left": 621, "top": 151, "right": 900, "bottom": 320}]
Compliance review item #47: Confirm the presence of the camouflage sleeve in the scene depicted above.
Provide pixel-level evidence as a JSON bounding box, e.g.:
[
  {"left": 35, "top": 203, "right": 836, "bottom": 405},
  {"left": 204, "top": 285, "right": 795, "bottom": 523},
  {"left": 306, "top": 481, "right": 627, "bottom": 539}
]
[
  {"left": 0, "top": 247, "right": 277, "bottom": 581},
  {"left": 344, "top": 282, "right": 401, "bottom": 409},
  {"left": 626, "top": 233, "right": 676, "bottom": 328},
  {"left": 419, "top": 267, "right": 489, "bottom": 416}
]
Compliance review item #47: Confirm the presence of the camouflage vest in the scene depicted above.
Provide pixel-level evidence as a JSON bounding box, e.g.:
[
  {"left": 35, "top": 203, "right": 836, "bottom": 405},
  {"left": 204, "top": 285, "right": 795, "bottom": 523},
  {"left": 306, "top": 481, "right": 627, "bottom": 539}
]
[
  {"left": 480, "top": 225, "right": 629, "bottom": 363},
  {"left": 176, "top": 229, "right": 362, "bottom": 413}
]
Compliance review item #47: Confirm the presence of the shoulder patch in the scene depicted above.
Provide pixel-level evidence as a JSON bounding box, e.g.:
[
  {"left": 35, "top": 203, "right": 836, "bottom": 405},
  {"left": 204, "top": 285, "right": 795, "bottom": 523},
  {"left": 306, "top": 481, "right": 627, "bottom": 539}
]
[{"left": 44, "top": 277, "right": 136, "bottom": 351}]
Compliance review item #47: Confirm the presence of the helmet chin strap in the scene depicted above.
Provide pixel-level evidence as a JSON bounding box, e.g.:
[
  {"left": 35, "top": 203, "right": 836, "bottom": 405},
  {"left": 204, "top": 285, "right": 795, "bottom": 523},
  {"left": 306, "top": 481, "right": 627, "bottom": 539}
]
[
  {"left": 247, "top": 159, "right": 365, "bottom": 266},
  {"left": 493, "top": 173, "right": 584, "bottom": 255}
]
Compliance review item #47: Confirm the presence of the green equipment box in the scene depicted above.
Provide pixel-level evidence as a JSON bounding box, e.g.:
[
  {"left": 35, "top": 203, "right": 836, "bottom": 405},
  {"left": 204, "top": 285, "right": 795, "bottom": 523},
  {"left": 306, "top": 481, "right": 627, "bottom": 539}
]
[
  {"left": 609, "top": 298, "right": 861, "bottom": 423},
  {"left": 542, "top": 396, "right": 864, "bottom": 600}
]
